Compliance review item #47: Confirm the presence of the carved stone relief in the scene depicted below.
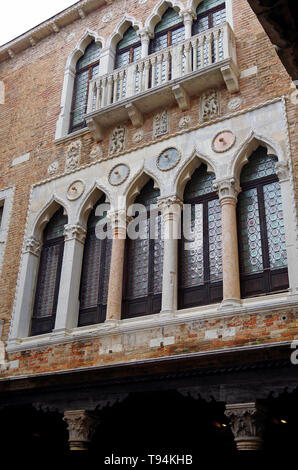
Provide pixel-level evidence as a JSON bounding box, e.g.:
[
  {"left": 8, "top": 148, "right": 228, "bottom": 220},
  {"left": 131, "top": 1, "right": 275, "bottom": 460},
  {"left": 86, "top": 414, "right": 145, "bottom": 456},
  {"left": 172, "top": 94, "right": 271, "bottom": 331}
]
[
  {"left": 102, "top": 11, "right": 113, "bottom": 23},
  {"left": 47, "top": 161, "right": 59, "bottom": 175},
  {"left": 178, "top": 115, "right": 191, "bottom": 129},
  {"left": 132, "top": 129, "right": 144, "bottom": 144},
  {"left": 90, "top": 144, "right": 103, "bottom": 161},
  {"left": 212, "top": 130, "right": 236, "bottom": 153},
  {"left": 109, "top": 126, "right": 126, "bottom": 155},
  {"left": 153, "top": 110, "right": 169, "bottom": 138},
  {"left": 228, "top": 96, "right": 242, "bottom": 111},
  {"left": 65, "top": 140, "right": 81, "bottom": 171},
  {"left": 200, "top": 89, "right": 220, "bottom": 121},
  {"left": 67, "top": 180, "right": 85, "bottom": 200}
]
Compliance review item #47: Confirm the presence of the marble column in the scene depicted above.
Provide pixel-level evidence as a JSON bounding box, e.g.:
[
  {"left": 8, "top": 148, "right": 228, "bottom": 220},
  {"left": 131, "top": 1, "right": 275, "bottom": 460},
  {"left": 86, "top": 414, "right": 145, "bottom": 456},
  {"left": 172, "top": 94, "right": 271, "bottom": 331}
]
[
  {"left": 138, "top": 29, "right": 151, "bottom": 58},
  {"left": 158, "top": 196, "right": 182, "bottom": 314},
  {"left": 53, "top": 224, "right": 86, "bottom": 335},
  {"left": 181, "top": 10, "right": 195, "bottom": 40},
  {"left": 214, "top": 178, "right": 241, "bottom": 308},
  {"left": 225, "top": 403, "right": 266, "bottom": 451},
  {"left": 63, "top": 410, "right": 99, "bottom": 451},
  {"left": 105, "top": 210, "right": 128, "bottom": 323}
]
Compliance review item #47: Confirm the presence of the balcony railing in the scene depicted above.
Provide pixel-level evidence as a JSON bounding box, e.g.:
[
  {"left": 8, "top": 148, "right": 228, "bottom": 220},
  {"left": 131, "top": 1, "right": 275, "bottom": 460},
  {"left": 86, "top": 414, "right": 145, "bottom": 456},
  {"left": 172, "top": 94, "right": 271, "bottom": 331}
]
[{"left": 86, "top": 22, "right": 239, "bottom": 140}]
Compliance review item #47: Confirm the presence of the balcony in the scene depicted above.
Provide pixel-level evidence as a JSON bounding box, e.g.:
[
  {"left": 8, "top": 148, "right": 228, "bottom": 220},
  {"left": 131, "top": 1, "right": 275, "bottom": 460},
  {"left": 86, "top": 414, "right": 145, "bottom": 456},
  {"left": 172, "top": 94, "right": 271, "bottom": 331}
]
[{"left": 85, "top": 23, "right": 239, "bottom": 141}]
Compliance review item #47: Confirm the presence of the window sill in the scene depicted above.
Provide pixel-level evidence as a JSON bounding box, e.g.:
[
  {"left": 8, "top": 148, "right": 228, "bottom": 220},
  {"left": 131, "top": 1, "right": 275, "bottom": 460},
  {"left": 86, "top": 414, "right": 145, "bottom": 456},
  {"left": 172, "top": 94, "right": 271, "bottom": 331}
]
[{"left": 54, "top": 127, "right": 89, "bottom": 145}]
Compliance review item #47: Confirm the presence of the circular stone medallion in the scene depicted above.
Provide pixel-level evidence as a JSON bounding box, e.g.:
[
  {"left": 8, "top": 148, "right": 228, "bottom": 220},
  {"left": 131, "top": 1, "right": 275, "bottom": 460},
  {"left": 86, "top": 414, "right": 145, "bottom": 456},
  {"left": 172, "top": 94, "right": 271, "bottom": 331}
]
[
  {"left": 212, "top": 130, "right": 236, "bottom": 153},
  {"left": 157, "top": 148, "right": 180, "bottom": 171},
  {"left": 109, "top": 164, "right": 130, "bottom": 186},
  {"left": 67, "top": 180, "right": 85, "bottom": 200}
]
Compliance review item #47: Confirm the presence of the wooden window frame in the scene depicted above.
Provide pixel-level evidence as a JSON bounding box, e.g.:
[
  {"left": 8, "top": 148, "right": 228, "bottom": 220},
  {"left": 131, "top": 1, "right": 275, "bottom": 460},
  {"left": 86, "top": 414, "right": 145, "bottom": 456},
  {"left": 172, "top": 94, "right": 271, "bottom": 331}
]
[
  {"left": 122, "top": 208, "right": 162, "bottom": 319},
  {"left": 238, "top": 173, "right": 289, "bottom": 299},
  {"left": 149, "top": 20, "right": 185, "bottom": 54},
  {"left": 78, "top": 226, "right": 110, "bottom": 327},
  {"left": 192, "top": 2, "right": 226, "bottom": 34},
  {"left": 178, "top": 191, "right": 223, "bottom": 309},
  {"left": 30, "top": 236, "right": 65, "bottom": 336},
  {"left": 115, "top": 39, "right": 142, "bottom": 70}
]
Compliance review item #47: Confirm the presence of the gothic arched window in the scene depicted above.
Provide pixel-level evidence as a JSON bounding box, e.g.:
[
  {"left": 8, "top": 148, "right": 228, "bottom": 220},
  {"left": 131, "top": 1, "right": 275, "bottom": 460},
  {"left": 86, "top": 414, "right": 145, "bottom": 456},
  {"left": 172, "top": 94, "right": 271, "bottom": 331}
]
[
  {"left": 123, "top": 180, "right": 163, "bottom": 318},
  {"left": 149, "top": 7, "right": 185, "bottom": 54},
  {"left": 70, "top": 41, "right": 101, "bottom": 133},
  {"left": 178, "top": 164, "right": 223, "bottom": 309},
  {"left": 31, "top": 208, "right": 67, "bottom": 336},
  {"left": 237, "top": 147, "right": 289, "bottom": 298},
  {"left": 115, "top": 26, "right": 141, "bottom": 70},
  {"left": 192, "top": 0, "right": 226, "bottom": 35},
  {"left": 78, "top": 195, "right": 112, "bottom": 326}
]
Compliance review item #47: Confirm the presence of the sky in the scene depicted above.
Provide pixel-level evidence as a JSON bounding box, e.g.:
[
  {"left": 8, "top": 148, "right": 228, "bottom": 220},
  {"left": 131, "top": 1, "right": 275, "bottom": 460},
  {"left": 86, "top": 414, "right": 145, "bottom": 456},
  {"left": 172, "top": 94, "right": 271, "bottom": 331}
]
[{"left": 0, "top": 0, "right": 78, "bottom": 46}]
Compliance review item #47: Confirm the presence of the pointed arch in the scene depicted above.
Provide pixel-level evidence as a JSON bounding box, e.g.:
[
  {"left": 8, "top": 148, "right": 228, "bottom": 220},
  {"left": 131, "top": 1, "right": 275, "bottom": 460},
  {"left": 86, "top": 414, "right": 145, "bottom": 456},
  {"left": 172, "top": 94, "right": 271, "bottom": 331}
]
[
  {"left": 78, "top": 182, "right": 112, "bottom": 227},
  {"left": 66, "top": 30, "right": 105, "bottom": 71},
  {"left": 106, "top": 16, "right": 143, "bottom": 52},
  {"left": 145, "top": 0, "right": 185, "bottom": 36},
  {"left": 31, "top": 196, "right": 69, "bottom": 241},
  {"left": 175, "top": 150, "right": 216, "bottom": 199},
  {"left": 125, "top": 169, "right": 161, "bottom": 208},
  {"left": 230, "top": 132, "right": 285, "bottom": 183}
]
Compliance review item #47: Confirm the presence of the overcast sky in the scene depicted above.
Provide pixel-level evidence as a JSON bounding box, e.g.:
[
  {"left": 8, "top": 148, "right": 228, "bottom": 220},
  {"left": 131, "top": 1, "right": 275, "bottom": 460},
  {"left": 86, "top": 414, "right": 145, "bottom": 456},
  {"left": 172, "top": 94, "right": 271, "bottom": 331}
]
[{"left": 0, "top": 1, "right": 78, "bottom": 46}]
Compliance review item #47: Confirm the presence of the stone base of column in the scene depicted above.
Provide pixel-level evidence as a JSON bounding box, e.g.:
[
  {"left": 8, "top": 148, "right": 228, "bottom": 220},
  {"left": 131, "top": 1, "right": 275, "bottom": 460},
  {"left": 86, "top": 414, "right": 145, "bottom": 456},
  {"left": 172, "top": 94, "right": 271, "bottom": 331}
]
[
  {"left": 219, "top": 297, "right": 242, "bottom": 310},
  {"left": 104, "top": 318, "right": 120, "bottom": 327},
  {"left": 69, "top": 441, "right": 89, "bottom": 451},
  {"left": 235, "top": 437, "right": 263, "bottom": 451}
]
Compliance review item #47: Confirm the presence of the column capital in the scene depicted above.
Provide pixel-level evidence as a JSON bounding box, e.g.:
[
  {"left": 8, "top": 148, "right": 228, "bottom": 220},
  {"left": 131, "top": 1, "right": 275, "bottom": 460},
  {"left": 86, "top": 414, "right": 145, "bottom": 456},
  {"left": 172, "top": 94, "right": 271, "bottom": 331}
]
[
  {"left": 213, "top": 177, "right": 241, "bottom": 203},
  {"left": 23, "top": 236, "right": 42, "bottom": 256},
  {"left": 180, "top": 8, "right": 196, "bottom": 22},
  {"left": 137, "top": 27, "right": 153, "bottom": 42},
  {"left": 63, "top": 224, "right": 87, "bottom": 243},
  {"left": 225, "top": 402, "right": 266, "bottom": 451},
  {"left": 63, "top": 410, "right": 99, "bottom": 451},
  {"left": 157, "top": 195, "right": 183, "bottom": 211},
  {"left": 275, "top": 160, "right": 290, "bottom": 182}
]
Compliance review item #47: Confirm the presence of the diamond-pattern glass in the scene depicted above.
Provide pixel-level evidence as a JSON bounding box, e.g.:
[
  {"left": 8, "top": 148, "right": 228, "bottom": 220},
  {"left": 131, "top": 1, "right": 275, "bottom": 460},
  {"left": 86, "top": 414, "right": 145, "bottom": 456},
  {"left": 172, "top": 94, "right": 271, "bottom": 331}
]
[
  {"left": 208, "top": 199, "right": 222, "bottom": 280},
  {"left": 184, "top": 164, "right": 216, "bottom": 201},
  {"left": 263, "top": 182, "right": 287, "bottom": 269},
  {"left": 182, "top": 203, "right": 204, "bottom": 287},
  {"left": 238, "top": 188, "right": 263, "bottom": 274},
  {"left": 240, "top": 147, "right": 277, "bottom": 184}
]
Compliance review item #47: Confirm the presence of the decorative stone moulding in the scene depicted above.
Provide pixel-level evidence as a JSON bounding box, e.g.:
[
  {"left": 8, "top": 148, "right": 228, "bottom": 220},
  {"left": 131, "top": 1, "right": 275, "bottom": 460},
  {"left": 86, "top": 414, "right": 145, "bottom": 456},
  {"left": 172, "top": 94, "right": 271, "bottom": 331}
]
[
  {"left": 153, "top": 110, "right": 169, "bottom": 138},
  {"left": 108, "top": 163, "right": 130, "bottom": 186},
  {"left": 157, "top": 147, "right": 181, "bottom": 171},
  {"left": 67, "top": 180, "right": 85, "bottom": 200},
  {"left": 212, "top": 130, "right": 236, "bottom": 153},
  {"left": 109, "top": 125, "right": 126, "bottom": 155},
  {"left": 228, "top": 96, "right": 242, "bottom": 111},
  {"left": 65, "top": 140, "right": 81, "bottom": 171},
  {"left": 47, "top": 161, "right": 59, "bottom": 175},
  {"left": 200, "top": 89, "right": 220, "bottom": 121},
  {"left": 132, "top": 129, "right": 144, "bottom": 144},
  {"left": 138, "top": 0, "right": 148, "bottom": 4},
  {"left": 102, "top": 11, "right": 113, "bottom": 23},
  {"left": 178, "top": 115, "right": 191, "bottom": 129},
  {"left": 90, "top": 144, "right": 103, "bottom": 161}
]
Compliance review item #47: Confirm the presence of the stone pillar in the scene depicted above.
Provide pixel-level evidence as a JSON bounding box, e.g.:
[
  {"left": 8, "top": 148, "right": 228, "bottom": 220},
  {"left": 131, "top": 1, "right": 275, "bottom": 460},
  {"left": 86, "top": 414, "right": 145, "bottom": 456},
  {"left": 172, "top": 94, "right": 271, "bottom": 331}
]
[
  {"left": 105, "top": 210, "right": 128, "bottom": 323},
  {"left": 55, "top": 66, "right": 75, "bottom": 139},
  {"left": 225, "top": 403, "right": 266, "bottom": 451},
  {"left": 54, "top": 224, "right": 86, "bottom": 334},
  {"left": 214, "top": 178, "right": 241, "bottom": 308},
  {"left": 181, "top": 10, "right": 195, "bottom": 40},
  {"left": 138, "top": 29, "right": 151, "bottom": 58},
  {"left": 63, "top": 410, "right": 99, "bottom": 451},
  {"left": 275, "top": 160, "right": 298, "bottom": 298},
  {"left": 98, "top": 47, "right": 115, "bottom": 76},
  {"left": 8, "top": 237, "right": 41, "bottom": 340},
  {"left": 158, "top": 196, "right": 182, "bottom": 314}
]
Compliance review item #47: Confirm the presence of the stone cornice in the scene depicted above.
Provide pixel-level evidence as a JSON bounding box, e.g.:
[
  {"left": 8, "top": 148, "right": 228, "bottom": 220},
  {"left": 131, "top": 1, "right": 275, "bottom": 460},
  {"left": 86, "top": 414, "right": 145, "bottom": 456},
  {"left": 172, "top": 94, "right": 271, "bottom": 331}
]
[{"left": 0, "top": 0, "right": 112, "bottom": 64}]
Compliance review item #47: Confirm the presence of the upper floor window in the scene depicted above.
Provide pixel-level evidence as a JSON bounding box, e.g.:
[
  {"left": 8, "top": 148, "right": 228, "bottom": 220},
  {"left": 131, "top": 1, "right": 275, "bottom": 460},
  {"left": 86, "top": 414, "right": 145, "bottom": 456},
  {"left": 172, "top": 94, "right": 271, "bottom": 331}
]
[
  {"left": 179, "top": 164, "right": 223, "bottom": 309},
  {"left": 78, "top": 196, "right": 112, "bottom": 327},
  {"left": 237, "top": 146, "right": 289, "bottom": 298},
  {"left": 149, "top": 7, "right": 185, "bottom": 54},
  {"left": 115, "top": 26, "right": 141, "bottom": 70},
  {"left": 69, "top": 41, "right": 101, "bottom": 133},
  {"left": 123, "top": 180, "right": 163, "bottom": 318},
  {"left": 31, "top": 208, "right": 67, "bottom": 336},
  {"left": 192, "top": 0, "right": 226, "bottom": 35}
]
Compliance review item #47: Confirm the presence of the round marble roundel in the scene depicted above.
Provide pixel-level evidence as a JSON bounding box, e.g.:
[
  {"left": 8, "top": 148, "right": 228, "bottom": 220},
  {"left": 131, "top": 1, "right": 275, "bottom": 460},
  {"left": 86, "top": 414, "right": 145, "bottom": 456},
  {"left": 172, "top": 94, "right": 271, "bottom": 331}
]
[
  {"left": 157, "top": 148, "right": 180, "bottom": 171},
  {"left": 109, "top": 163, "right": 130, "bottom": 186},
  {"left": 67, "top": 180, "right": 85, "bottom": 200},
  {"left": 212, "top": 130, "right": 236, "bottom": 153}
]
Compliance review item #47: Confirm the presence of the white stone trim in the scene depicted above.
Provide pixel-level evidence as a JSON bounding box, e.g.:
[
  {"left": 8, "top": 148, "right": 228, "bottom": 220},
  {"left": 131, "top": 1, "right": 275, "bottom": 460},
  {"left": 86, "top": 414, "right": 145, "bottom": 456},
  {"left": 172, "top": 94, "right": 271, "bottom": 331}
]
[
  {"left": 11, "top": 152, "right": 30, "bottom": 167},
  {"left": 0, "top": 186, "right": 14, "bottom": 276}
]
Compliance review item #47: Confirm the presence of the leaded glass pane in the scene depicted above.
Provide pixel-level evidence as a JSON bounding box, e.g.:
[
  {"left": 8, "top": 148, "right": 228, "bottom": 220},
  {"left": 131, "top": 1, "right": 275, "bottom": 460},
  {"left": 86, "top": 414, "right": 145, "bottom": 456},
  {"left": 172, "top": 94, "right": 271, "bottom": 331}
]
[
  {"left": 182, "top": 204, "right": 204, "bottom": 287},
  {"left": 116, "top": 50, "right": 130, "bottom": 69},
  {"left": 193, "top": 15, "right": 209, "bottom": 35},
  {"left": 150, "top": 33, "right": 168, "bottom": 54},
  {"left": 263, "top": 182, "right": 287, "bottom": 269},
  {"left": 135, "top": 180, "right": 160, "bottom": 207},
  {"left": 80, "top": 233, "right": 103, "bottom": 309},
  {"left": 171, "top": 25, "right": 185, "bottom": 44},
  {"left": 238, "top": 188, "right": 263, "bottom": 274},
  {"left": 72, "top": 63, "right": 99, "bottom": 128},
  {"left": 208, "top": 199, "right": 222, "bottom": 280},
  {"left": 213, "top": 8, "right": 226, "bottom": 26},
  {"left": 77, "top": 41, "right": 101, "bottom": 70},
  {"left": 196, "top": 0, "right": 225, "bottom": 15},
  {"left": 184, "top": 164, "right": 216, "bottom": 201},
  {"left": 155, "top": 8, "right": 182, "bottom": 33},
  {"left": 118, "top": 27, "right": 140, "bottom": 50},
  {"left": 34, "top": 243, "right": 61, "bottom": 317},
  {"left": 153, "top": 214, "right": 163, "bottom": 294},
  {"left": 240, "top": 147, "right": 277, "bottom": 183},
  {"left": 45, "top": 209, "right": 67, "bottom": 240},
  {"left": 127, "top": 220, "right": 150, "bottom": 298}
]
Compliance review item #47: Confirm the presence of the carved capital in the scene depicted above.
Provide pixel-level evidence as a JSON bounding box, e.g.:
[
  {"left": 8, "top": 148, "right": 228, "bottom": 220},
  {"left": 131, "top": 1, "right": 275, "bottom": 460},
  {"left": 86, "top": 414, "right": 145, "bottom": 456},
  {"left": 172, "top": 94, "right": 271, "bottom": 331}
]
[
  {"left": 64, "top": 224, "right": 87, "bottom": 243},
  {"left": 275, "top": 160, "right": 290, "bottom": 182},
  {"left": 137, "top": 28, "right": 152, "bottom": 42},
  {"left": 63, "top": 410, "right": 99, "bottom": 451},
  {"left": 157, "top": 195, "right": 183, "bottom": 211},
  {"left": 180, "top": 9, "right": 196, "bottom": 23},
  {"left": 225, "top": 403, "right": 266, "bottom": 451},
  {"left": 213, "top": 178, "right": 241, "bottom": 202},
  {"left": 23, "top": 237, "right": 41, "bottom": 256}
]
